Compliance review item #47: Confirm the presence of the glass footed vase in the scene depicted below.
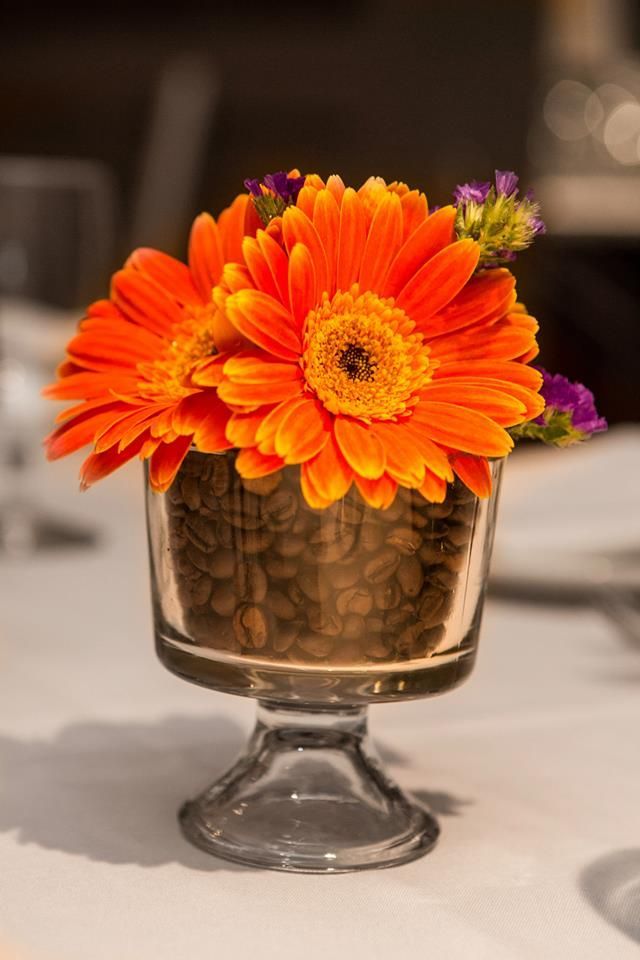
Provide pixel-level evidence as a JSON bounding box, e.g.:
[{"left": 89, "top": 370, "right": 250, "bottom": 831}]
[{"left": 145, "top": 451, "right": 503, "bottom": 873}]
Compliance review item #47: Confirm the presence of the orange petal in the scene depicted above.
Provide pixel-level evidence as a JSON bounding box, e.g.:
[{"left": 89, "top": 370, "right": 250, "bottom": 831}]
[
  {"left": 428, "top": 319, "right": 538, "bottom": 364},
  {"left": 439, "top": 376, "right": 544, "bottom": 421},
  {"left": 226, "top": 407, "right": 275, "bottom": 447},
  {"left": 312, "top": 189, "right": 340, "bottom": 296},
  {"left": 218, "top": 377, "right": 304, "bottom": 407},
  {"left": 111, "top": 269, "right": 183, "bottom": 337},
  {"left": 282, "top": 206, "right": 329, "bottom": 298},
  {"left": 173, "top": 393, "right": 232, "bottom": 452},
  {"left": 358, "top": 192, "right": 403, "bottom": 294},
  {"left": 396, "top": 239, "right": 480, "bottom": 326},
  {"left": 217, "top": 194, "right": 251, "bottom": 261},
  {"left": 419, "top": 381, "right": 527, "bottom": 426},
  {"left": 326, "top": 174, "right": 346, "bottom": 206},
  {"left": 274, "top": 397, "right": 331, "bottom": 464},
  {"left": 256, "top": 229, "right": 290, "bottom": 308},
  {"left": 451, "top": 454, "right": 492, "bottom": 498},
  {"left": 255, "top": 396, "right": 308, "bottom": 455},
  {"left": 242, "top": 236, "right": 281, "bottom": 302},
  {"left": 354, "top": 473, "right": 398, "bottom": 509},
  {"left": 417, "top": 470, "right": 448, "bottom": 503},
  {"left": 370, "top": 422, "right": 426, "bottom": 486},
  {"left": 79, "top": 432, "right": 150, "bottom": 489},
  {"left": 425, "top": 267, "right": 516, "bottom": 338},
  {"left": 45, "top": 402, "right": 128, "bottom": 460},
  {"left": 412, "top": 401, "right": 513, "bottom": 457},
  {"left": 433, "top": 359, "right": 543, "bottom": 391},
  {"left": 43, "top": 371, "right": 139, "bottom": 401},
  {"left": 336, "top": 188, "right": 366, "bottom": 291},
  {"left": 148, "top": 436, "right": 193, "bottom": 491},
  {"left": 400, "top": 190, "right": 429, "bottom": 241},
  {"left": 223, "top": 351, "right": 302, "bottom": 384},
  {"left": 288, "top": 243, "right": 317, "bottom": 336},
  {"left": 300, "top": 464, "right": 335, "bottom": 509},
  {"left": 235, "top": 446, "right": 285, "bottom": 478},
  {"left": 94, "top": 403, "right": 168, "bottom": 453},
  {"left": 224, "top": 289, "right": 301, "bottom": 361},
  {"left": 381, "top": 206, "right": 456, "bottom": 298},
  {"left": 334, "top": 417, "right": 386, "bottom": 479},
  {"left": 295, "top": 184, "right": 319, "bottom": 219},
  {"left": 128, "top": 247, "right": 200, "bottom": 305},
  {"left": 395, "top": 421, "right": 454, "bottom": 481},
  {"left": 191, "top": 353, "right": 228, "bottom": 387},
  {"left": 188, "top": 213, "right": 225, "bottom": 301},
  {"left": 304, "top": 431, "right": 353, "bottom": 502}
]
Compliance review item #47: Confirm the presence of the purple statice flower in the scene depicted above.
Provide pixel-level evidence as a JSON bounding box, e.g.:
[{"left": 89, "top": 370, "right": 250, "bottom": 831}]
[
  {"left": 495, "top": 169, "right": 519, "bottom": 197},
  {"left": 262, "top": 171, "right": 306, "bottom": 205},
  {"left": 453, "top": 179, "right": 491, "bottom": 205},
  {"left": 243, "top": 178, "right": 263, "bottom": 197},
  {"left": 536, "top": 369, "right": 607, "bottom": 437}
]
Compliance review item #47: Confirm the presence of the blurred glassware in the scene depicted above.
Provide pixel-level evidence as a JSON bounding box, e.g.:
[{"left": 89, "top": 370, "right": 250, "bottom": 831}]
[
  {"left": 0, "top": 156, "right": 117, "bottom": 555},
  {"left": 529, "top": 0, "right": 640, "bottom": 235}
]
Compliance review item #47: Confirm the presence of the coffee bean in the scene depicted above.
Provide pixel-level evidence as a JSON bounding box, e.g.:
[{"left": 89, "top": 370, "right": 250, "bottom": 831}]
[
  {"left": 364, "top": 636, "right": 392, "bottom": 659},
  {"left": 307, "top": 606, "right": 342, "bottom": 636},
  {"left": 191, "top": 574, "right": 213, "bottom": 606},
  {"left": 422, "top": 502, "right": 454, "bottom": 520},
  {"left": 185, "top": 543, "right": 211, "bottom": 574},
  {"left": 341, "top": 613, "right": 366, "bottom": 641},
  {"left": 208, "top": 549, "right": 236, "bottom": 579},
  {"left": 379, "top": 497, "right": 407, "bottom": 523},
  {"left": 327, "top": 562, "right": 361, "bottom": 589},
  {"left": 210, "top": 457, "right": 230, "bottom": 497},
  {"left": 180, "top": 475, "right": 201, "bottom": 511},
  {"left": 287, "top": 581, "right": 305, "bottom": 606},
  {"left": 273, "top": 621, "right": 302, "bottom": 652},
  {"left": 242, "top": 473, "right": 281, "bottom": 496},
  {"left": 421, "top": 524, "right": 449, "bottom": 541},
  {"left": 210, "top": 584, "right": 236, "bottom": 617},
  {"left": 234, "top": 561, "right": 268, "bottom": 603},
  {"left": 216, "top": 520, "right": 234, "bottom": 550},
  {"left": 264, "top": 489, "right": 298, "bottom": 531},
  {"left": 364, "top": 547, "right": 401, "bottom": 584},
  {"left": 446, "top": 523, "right": 472, "bottom": 548},
  {"left": 265, "top": 555, "right": 299, "bottom": 579},
  {"left": 233, "top": 604, "right": 269, "bottom": 648},
  {"left": 385, "top": 526, "right": 422, "bottom": 555},
  {"left": 373, "top": 580, "right": 402, "bottom": 611},
  {"left": 265, "top": 590, "right": 297, "bottom": 620},
  {"left": 238, "top": 529, "right": 273, "bottom": 554},
  {"left": 451, "top": 501, "right": 476, "bottom": 524},
  {"left": 297, "top": 634, "right": 335, "bottom": 658},
  {"left": 396, "top": 555, "right": 424, "bottom": 597},
  {"left": 308, "top": 526, "right": 356, "bottom": 564},
  {"left": 185, "top": 514, "right": 217, "bottom": 552},
  {"left": 296, "top": 570, "right": 331, "bottom": 604},
  {"left": 385, "top": 603, "right": 415, "bottom": 629},
  {"left": 418, "top": 541, "right": 446, "bottom": 565},
  {"left": 336, "top": 586, "right": 373, "bottom": 617},
  {"left": 359, "top": 522, "right": 384, "bottom": 552},
  {"left": 273, "top": 534, "right": 306, "bottom": 557}
]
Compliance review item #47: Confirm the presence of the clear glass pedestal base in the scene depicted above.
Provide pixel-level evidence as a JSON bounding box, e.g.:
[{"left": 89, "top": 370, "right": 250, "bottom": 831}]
[{"left": 179, "top": 702, "right": 439, "bottom": 873}]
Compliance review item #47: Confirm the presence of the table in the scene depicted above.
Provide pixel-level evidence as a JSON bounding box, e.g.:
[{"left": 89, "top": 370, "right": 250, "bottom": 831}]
[{"left": 1, "top": 444, "right": 639, "bottom": 959}]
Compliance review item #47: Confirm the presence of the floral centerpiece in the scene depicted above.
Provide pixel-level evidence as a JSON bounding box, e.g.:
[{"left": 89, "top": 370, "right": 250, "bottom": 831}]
[{"left": 45, "top": 168, "right": 605, "bottom": 873}]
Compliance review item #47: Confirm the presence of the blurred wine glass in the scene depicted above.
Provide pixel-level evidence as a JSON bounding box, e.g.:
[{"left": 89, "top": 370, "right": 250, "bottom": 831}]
[{"left": 0, "top": 156, "right": 117, "bottom": 554}]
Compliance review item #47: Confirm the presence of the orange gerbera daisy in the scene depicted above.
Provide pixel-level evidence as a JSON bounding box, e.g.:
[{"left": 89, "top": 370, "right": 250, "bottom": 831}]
[
  {"left": 44, "top": 194, "right": 261, "bottom": 491},
  {"left": 198, "top": 175, "right": 544, "bottom": 508}
]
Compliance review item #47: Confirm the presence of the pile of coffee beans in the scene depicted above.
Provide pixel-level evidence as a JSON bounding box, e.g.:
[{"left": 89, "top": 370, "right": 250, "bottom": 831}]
[{"left": 164, "top": 452, "right": 477, "bottom": 666}]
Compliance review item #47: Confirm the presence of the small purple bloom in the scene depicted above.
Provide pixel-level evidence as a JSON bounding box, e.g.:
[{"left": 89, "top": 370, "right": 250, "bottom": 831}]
[
  {"left": 495, "top": 170, "right": 519, "bottom": 197},
  {"left": 245, "top": 171, "right": 306, "bottom": 204},
  {"left": 530, "top": 214, "right": 546, "bottom": 236},
  {"left": 243, "top": 178, "right": 262, "bottom": 197},
  {"left": 453, "top": 180, "right": 491, "bottom": 205},
  {"left": 536, "top": 369, "right": 607, "bottom": 436},
  {"left": 262, "top": 171, "right": 306, "bottom": 204}
]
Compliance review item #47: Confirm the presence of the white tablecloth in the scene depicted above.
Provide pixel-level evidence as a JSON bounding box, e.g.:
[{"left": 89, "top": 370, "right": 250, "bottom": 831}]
[{"left": 1, "top": 438, "right": 639, "bottom": 960}]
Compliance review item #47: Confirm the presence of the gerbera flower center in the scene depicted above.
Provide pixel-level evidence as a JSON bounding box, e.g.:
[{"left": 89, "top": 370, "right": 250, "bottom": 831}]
[
  {"left": 303, "top": 285, "right": 431, "bottom": 420},
  {"left": 138, "top": 303, "right": 217, "bottom": 401}
]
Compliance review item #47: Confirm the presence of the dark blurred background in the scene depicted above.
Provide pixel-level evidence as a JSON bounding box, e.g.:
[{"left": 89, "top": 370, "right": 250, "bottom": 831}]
[{"left": 1, "top": 0, "right": 639, "bottom": 424}]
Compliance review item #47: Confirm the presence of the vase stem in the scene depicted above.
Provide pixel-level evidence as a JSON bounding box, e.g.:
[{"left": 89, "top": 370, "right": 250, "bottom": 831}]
[{"left": 179, "top": 700, "right": 439, "bottom": 873}]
